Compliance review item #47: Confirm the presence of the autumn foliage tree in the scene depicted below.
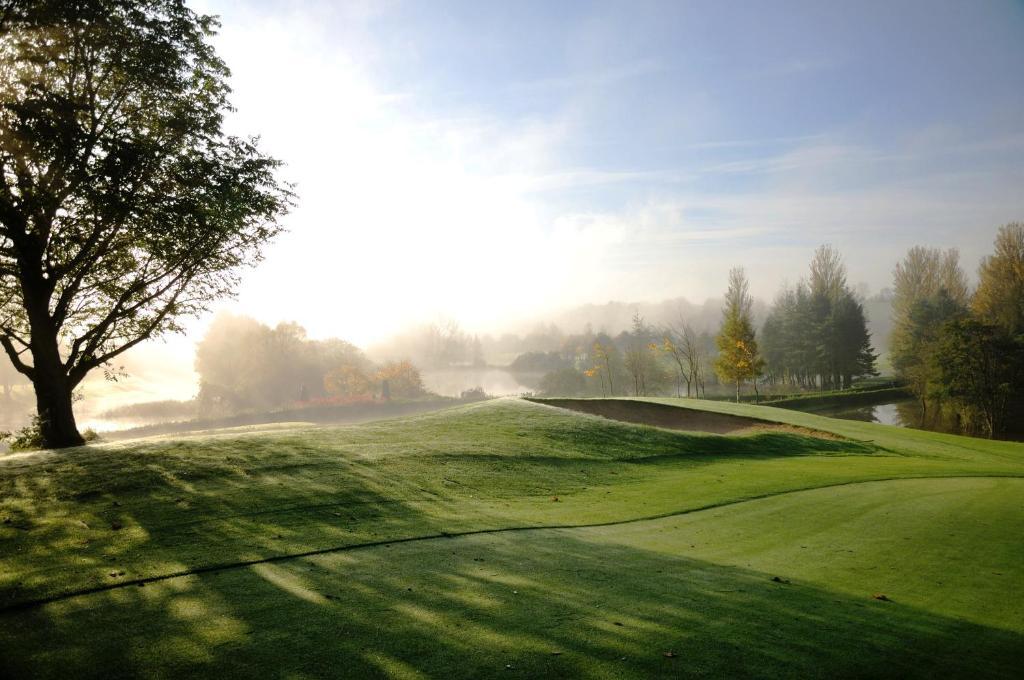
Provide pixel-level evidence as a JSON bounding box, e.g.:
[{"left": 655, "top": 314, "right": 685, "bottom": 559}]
[
  {"left": 0, "top": 1, "right": 290, "bottom": 447},
  {"left": 715, "top": 267, "right": 764, "bottom": 402},
  {"left": 323, "top": 364, "right": 373, "bottom": 399},
  {"left": 972, "top": 222, "right": 1024, "bottom": 336},
  {"left": 376, "top": 360, "right": 426, "bottom": 399}
]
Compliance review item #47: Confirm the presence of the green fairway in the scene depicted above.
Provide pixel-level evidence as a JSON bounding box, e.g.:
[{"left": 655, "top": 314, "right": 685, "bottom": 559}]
[{"left": 1, "top": 398, "right": 1022, "bottom": 678}]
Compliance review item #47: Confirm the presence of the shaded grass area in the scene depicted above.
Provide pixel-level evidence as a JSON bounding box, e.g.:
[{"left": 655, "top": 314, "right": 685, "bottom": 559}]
[
  {"left": 2, "top": 399, "right": 1023, "bottom": 610},
  {"left": 1, "top": 477, "right": 1020, "bottom": 679}
]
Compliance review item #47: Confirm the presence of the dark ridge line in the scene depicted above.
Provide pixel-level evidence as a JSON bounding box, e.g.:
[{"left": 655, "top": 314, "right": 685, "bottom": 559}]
[{"left": 3, "top": 473, "right": 1021, "bottom": 615}]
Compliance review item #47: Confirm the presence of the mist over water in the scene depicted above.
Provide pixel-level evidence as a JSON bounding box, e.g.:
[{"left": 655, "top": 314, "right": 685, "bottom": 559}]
[{"left": 0, "top": 284, "right": 895, "bottom": 435}]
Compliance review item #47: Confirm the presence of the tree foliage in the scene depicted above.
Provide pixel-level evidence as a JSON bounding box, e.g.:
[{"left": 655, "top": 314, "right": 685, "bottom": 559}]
[
  {"left": 931, "top": 319, "right": 1024, "bottom": 436},
  {"left": 760, "top": 246, "right": 877, "bottom": 392},
  {"left": 714, "top": 267, "right": 763, "bottom": 401},
  {"left": 375, "top": 360, "right": 426, "bottom": 399},
  {"left": 661, "top": 315, "right": 708, "bottom": 398},
  {"left": 972, "top": 222, "right": 1024, "bottom": 337},
  {"left": 0, "top": 0, "right": 291, "bottom": 447},
  {"left": 890, "top": 247, "right": 969, "bottom": 402},
  {"left": 197, "top": 315, "right": 370, "bottom": 414}
]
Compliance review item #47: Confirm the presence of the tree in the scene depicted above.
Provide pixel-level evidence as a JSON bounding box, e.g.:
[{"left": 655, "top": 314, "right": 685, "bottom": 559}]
[
  {"left": 590, "top": 338, "right": 621, "bottom": 396},
  {"left": 892, "top": 290, "right": 967, "bottom": 405},
  {"left": 539, "top": 367, "right": 586, "bottom": 397},
  {"left": 761, "top": 246, "right": 876, "bottom": 393},
  {"left": 809, "top": 244, "right": 847, "bottom": 304},
  {"left": 376, "top": 360, "right": 426, "bottom": 399},
  {"left": 663, "top": 315, "right": 707, "bottom": 398},
  {"left": 715, "top": 267, "right": 763, "bottom": 402},
  {"left": 932, "top": 319, "right": 1024, "bottom": 436},
  {"left": 0, "top": 2, "right": 290, "bottom": 447},
  {"left": 890, "top": 247, "right": 969, "bottom": 403},
  {"left": 196, "top": 315, "right": 370, "bottom": 413},
  {"left": 324, "top": 363, "right": 373, "bottom": 398},
  {"left": 623, "top": 312, "right": 668, "bottom": 396},
  {"left": 828, "top": 291, "right": 878, "bottom": 389},
  {"left": 973, "top": 222, "right": 1024, "bottom": 336}
]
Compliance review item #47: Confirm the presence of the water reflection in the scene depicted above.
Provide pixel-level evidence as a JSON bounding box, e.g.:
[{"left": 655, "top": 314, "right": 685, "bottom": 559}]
[{"left": 815, "top": 399, "right": 1024, "bottom": 442}]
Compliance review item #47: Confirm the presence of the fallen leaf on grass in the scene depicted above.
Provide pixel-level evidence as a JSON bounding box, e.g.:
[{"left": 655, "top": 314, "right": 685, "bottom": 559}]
[{"left": 873, "top": 593, "right": 892, "bottom": 602}]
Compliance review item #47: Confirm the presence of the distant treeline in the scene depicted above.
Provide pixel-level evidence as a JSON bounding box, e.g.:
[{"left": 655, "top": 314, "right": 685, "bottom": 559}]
[
  {"left": 520, "top": 223, "right": 1024, "bottom": 439},
  {"left": 195, "top": 314, "right": 428, "bottom": 416},
  {"left": 525, "top": 245, "right": 880, "bottom": 403}
]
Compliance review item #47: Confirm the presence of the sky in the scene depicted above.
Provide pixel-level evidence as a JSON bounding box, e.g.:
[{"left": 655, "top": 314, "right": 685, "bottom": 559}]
[{"left": 185, "top": 0, "right": 1024, "bottom": 347}]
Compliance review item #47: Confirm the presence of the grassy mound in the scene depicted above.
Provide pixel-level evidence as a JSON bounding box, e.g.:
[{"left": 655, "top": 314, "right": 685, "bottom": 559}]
[{"left": 1, "top": 398, "right": 1022, "bottom": 677}]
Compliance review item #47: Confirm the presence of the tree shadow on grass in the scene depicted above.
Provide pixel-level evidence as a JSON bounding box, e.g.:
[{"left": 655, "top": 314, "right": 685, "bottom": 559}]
[
  {"left": 0, "top": 444, "right": 442, "bottom": 608},
  {"left": 0, "top": 416, "right": 887, "bottom": 610},
  {"left": 1, "top": 530, "right": 1019, "bottom": 679}
]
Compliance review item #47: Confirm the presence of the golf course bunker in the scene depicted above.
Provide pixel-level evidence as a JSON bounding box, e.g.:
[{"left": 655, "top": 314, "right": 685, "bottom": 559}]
[{"left": 541, "top": 398, "right": 843, "bottom": 439}]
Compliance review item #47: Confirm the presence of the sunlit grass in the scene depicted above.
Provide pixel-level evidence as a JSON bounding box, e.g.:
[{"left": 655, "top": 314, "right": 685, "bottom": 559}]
[{"left": 1, "top": 397, "right": 1022, "bottom": 677}]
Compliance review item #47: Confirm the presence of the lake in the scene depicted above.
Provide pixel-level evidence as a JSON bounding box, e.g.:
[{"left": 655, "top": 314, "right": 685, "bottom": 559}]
[
  {"left": 421, "top": 368, "right": 543, "bottom": 397},
  {"left": 812, "top": 399, "right": 1024, "bottom": 442}
]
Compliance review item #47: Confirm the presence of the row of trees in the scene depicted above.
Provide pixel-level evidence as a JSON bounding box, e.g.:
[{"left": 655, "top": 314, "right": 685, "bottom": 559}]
[
  {"left": 196, "top": 315, "right": 426, "bottom": 415},
  {"left": 534, "top": 245, "right": 878, "bottom": 402},
  {"left": 713, "top": 247, "right": 878, "bottom": 401},
  {"left": 890, "top": 224, "right": 1024, "bottom": 436},
  {"left": 759, "top": 246, "right": 877, "bottom": 391},
  {"left": 534, "top": 314, "right": 715, "bottom": 399}
]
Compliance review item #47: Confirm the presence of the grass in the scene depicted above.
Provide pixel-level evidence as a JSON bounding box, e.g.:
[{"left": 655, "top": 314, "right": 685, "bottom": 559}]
[{"left": 1, "top": 397, "right": 1022, "bottom": 678}]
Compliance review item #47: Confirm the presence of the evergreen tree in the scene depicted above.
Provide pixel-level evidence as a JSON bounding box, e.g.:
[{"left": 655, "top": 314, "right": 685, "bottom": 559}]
[{"left": 761, "top": 246, "right": 876, "bottom": 391}]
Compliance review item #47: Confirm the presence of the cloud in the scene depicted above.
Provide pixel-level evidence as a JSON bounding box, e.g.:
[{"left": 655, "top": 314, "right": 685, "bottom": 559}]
[{"left": 184, "top": 0, "right": 1024, "bottom": 346}]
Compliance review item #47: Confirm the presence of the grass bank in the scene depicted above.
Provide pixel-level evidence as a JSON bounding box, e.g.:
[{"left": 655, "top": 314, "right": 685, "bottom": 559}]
[{"left": 1, "top": 397, "right": 1021, "bottom": 677}]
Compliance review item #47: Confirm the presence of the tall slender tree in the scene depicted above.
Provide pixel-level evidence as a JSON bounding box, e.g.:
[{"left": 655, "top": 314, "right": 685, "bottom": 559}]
[{"left": 715, "top": 267, "right": 763, "bottom": 402}]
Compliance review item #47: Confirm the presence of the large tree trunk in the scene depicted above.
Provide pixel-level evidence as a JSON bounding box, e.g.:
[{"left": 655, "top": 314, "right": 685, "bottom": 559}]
[
  {"left": 25, "top": 294, "right": 85, "bottom": 449},
  {"left": 33, "top": 371, "right": 84, "bottom": 448},
  {"left": 30, "top": 345, "right": 84, "bottom": 448}
]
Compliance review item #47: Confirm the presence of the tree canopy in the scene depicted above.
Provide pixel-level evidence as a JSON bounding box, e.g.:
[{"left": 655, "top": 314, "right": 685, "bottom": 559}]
[
  {"left": 761, "top": 246, "right": 877, "bottom": 390},
  {"left": 973, "top": 222, "right": 1024, "bottom": 337},
  {"left": 0, "top": 1, "right": 291, "bottom": 447}
]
